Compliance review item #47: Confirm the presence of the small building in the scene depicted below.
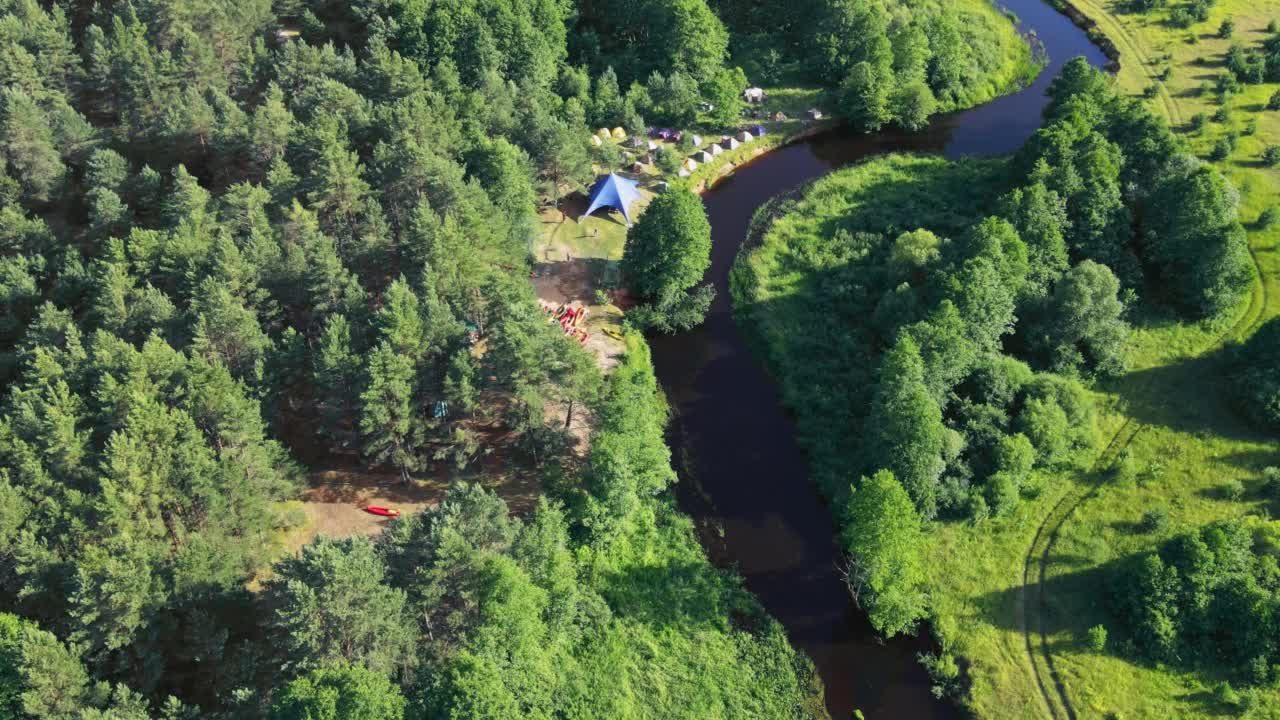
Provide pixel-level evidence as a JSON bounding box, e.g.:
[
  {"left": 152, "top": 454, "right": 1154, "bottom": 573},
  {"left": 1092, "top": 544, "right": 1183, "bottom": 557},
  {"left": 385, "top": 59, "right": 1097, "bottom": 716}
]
[
  {"left": 772, "top": 111, "right": 788, "bottom": 122},
  {"left": 743, "top": 87, "right": 765, "bottom": 103},
  {"left": 805, "top": 108, "right": 824, "bottom": 121},
  {"left": 736, "top": 130, "right": 754, "bottom": 142},
  {"left": 610, "top": 126, "right": 627, "bottom": 139}
]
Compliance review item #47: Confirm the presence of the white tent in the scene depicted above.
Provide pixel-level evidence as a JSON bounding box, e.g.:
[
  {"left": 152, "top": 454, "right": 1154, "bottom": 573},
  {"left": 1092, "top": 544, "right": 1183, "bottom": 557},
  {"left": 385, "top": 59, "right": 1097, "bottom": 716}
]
[
  {"left": 690, "top": 134, "right": 703, "bottom": 147},
  {"left": 682, "top": 157, "right": 698, "bottom": 171},
  {"left": 708, "top": 144, "right": 724, "bottom": 156},
  {"left": 724, "top": 137, "right": 741, "bottom": 150},
  {"left": 630, "top": 136, "right": 648, "bottom": 149},
  {"left": 678, "top": 169, "right": 691, "bottom": 177},
  {"left": 695, "top": 150, "right": 714, "bottom": 163},
  {"left": 736, "top": 130, "right": 754, "bottom": 142},
  {"left": 743, "top": 87, "right": 764, "bottom": 103}
]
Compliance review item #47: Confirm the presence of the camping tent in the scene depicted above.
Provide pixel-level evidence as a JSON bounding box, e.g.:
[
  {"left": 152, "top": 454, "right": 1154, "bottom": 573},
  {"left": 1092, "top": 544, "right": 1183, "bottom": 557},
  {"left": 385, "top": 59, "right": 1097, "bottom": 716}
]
[
  {"left": 630, "top": 136, "right": 648, "bottom": 149},
  {"left": 590, "top": 135, "right": 603, "bottom": 147},
  {"left": 724, "top": 137, "right": 741, "bottom": 149},
  {"left": 583, "top": 173, "right": 643, "bottom": 225},
  {"left": 682, "top": 157, "right": 698, "bottom": 171},
  {"left": 749, "top": 125, "right": 767, "bottom": 136},
  {"left": 736, "top": 130, "right": 753, "bottom": 142},
  {"left": 743, "top": 87, "right": 765, "bottom": 102},
  {"left": 695, "top": 150, "right": 714, "bottom": 163},
  {"left": 690, "top": 134, "right": 703, "bottom": 147},
  {"left": 611, "top": 127, "right": 627, "bottom": 139},
  {"left": 596, "top": 128, "right": 611, "bottom": 138},
  {"left": 708, "top": 144, "right": 723, "bottom": 156}
]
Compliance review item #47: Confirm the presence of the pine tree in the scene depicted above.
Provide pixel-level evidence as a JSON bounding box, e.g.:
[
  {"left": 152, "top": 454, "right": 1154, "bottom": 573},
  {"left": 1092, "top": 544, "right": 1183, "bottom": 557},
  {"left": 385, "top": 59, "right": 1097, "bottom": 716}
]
[{"left": 360, "top": 343, "right": 424, "bottom": 484}]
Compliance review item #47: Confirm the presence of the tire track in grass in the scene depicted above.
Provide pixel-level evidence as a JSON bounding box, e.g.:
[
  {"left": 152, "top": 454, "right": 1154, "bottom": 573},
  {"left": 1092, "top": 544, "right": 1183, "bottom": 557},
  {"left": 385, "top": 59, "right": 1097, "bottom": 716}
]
[
  {"left": 1022, "top": 228, "right": 1269, "bottom": 718},
  {"left": 1020, "top": 416, "right": 1138, "bottom": 720},
  {"left": 1071, "top": 0, "right": 1184, "bottom": 125}
]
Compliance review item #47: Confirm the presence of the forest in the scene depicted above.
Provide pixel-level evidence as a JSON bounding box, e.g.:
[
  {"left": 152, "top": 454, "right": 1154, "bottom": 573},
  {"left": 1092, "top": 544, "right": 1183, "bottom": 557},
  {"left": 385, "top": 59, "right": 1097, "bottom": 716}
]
[{"left": 0, "top": 0, "right": 888, "bottom": 716}]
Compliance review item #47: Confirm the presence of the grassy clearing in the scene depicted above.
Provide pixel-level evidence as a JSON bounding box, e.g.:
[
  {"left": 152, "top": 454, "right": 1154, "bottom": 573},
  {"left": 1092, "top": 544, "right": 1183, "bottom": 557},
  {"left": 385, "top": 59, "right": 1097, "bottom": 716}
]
[{"left": 922, "top": 2, "right": 1280, "bottom": 718}]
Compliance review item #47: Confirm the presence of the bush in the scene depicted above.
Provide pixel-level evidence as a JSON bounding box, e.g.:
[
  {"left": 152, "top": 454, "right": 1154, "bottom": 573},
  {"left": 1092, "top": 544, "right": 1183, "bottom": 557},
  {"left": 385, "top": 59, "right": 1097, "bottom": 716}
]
[
  {"left": 1139, "top": 508, "right": 1169, "bottom": 533},
  {"left": 1218, "top": 18, "right": 1234, "bottom": 39},
  {"left": 1259, "top": 206, "right": 1280, "bottom": 229},
  {"left": 1209, "top": 137, "right": 1233, "bottom": 161},
  {"left": 1228, "top": 317, "right": 1280, "bottom": 433},
  {"left": 1270, "top": 90, "right": 1280, "bottom": 111},
  {"left": 1263, "top": 146, "right": 1280, "bottom": 167},
  {"left": 1214, "top": 681, "right": 1240, "bottom": 708},
  {"left": 1086, "top": 624, "right": 1108, "bottom": 652},
  {"left": 1221, "top": 479, "right": 1245, "bottom": 501},
  {"left": 1190, "top": 112, "right": 1209, "bottom": 131},
  {"left": 1244, "top": 118, "right": 1258, "bottom": 136},
  {"left": 1212, "top": 106, "right": 1230, "bottom": 123},
  {"left": 1262, "top": 467, "right": 1280, "bottom": 499},
  {"left": 917, "top": 651, "right": 961, "bottom": 699}
]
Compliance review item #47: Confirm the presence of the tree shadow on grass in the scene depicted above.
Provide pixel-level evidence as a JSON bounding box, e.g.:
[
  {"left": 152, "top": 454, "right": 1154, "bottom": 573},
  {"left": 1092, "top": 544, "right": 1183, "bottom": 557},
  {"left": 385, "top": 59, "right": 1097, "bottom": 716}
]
[{"left": 1097, "top": 347, "right": 1270, "bottom": 444}]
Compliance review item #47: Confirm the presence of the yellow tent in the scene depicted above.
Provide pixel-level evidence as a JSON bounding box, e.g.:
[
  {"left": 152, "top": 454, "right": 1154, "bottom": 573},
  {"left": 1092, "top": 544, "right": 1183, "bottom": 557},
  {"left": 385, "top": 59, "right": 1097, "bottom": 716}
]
[
  {"left": 590, "top": 135, "right": 603, "bottom": 146},
  {"left": 610, "top": 127, "right": 626, "bottom": 139},
  {"left": 596, "top": 128, "right": 611, "bottom": 138}
]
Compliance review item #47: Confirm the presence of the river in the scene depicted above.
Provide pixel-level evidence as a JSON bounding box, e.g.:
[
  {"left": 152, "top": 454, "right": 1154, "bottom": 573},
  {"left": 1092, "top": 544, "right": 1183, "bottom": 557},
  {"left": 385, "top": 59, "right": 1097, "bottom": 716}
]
[{"left": 645, "top": 2, "right": 1109, "bottom": 718}]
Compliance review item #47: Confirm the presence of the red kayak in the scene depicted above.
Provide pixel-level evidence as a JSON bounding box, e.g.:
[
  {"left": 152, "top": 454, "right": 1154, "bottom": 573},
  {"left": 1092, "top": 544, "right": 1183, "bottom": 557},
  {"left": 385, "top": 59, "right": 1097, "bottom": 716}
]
[{"left": 364, "top": 506, "right": 400, "bottom": 517}]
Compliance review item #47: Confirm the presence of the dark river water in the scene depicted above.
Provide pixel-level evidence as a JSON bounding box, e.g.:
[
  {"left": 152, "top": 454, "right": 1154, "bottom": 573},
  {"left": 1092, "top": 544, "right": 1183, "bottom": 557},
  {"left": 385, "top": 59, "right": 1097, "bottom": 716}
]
[{"left": 647, "top": 3, "right": 1108, "bottom": 719}]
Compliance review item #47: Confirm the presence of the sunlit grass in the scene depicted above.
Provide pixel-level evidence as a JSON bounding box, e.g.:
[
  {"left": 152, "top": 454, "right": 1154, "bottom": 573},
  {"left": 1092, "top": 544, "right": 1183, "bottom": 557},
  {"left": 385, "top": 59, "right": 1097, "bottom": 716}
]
[{"left": 922, "top": 1, "right": 1280, "bottom": 717}]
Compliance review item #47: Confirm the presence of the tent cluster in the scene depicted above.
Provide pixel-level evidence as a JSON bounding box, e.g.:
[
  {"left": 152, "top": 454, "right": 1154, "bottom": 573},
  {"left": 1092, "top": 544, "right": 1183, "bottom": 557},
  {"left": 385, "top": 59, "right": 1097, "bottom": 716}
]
[{"left": 678, "top": 128, "right": 761, "bottom": 177}]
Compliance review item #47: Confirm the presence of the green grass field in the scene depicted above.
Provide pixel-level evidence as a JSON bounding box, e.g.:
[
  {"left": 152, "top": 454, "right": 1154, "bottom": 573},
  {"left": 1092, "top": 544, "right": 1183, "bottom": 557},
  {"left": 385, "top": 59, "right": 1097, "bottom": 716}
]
[{"left": 923, "top": 2, "right": 1280, "bottom": 718}]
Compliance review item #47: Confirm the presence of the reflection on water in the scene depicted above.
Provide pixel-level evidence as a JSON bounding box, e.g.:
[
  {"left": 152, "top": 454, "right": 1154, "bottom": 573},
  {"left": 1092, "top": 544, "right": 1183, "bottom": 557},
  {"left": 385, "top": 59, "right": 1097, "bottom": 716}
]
[{"left": 647, "top": 2, "right": 1108, "bottom": 718}]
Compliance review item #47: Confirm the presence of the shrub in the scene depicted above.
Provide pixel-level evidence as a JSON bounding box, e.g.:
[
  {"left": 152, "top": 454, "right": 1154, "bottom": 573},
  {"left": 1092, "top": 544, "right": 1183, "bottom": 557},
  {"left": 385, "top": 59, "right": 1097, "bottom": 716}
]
[
  {"left": 1270, "top": 19, "right": 1279, "bottom": 33},
  {"left": 1218, "top": 18, "right": 1234, "bottom": 39},
  {"left": 1139, "top": 508, "right": 1169, "bottom": 533},
  {"left": 1086, "top": 624, "right": 1108, "bottom": 652},
  {"left": 1215, "top": 681, "right": 1240, "bottom": 708},
  {"left": 1269, "top": 90, "right": 1280, "bottom": 111},
  {"left": 1259, "top": 206, "right": 1280, "bottom": 229},
  {"left": 1212, "top": 106, "right": 1230, "bottom": 123},
  {"left": 1209, "top": 137, "right": 1232, "bottom": 161},
  {"left": 1221, "top": 479, "right": 1245, "bottom": 501},
  {"left": 1190, "top": 112, "right": 1209, "bottom": 131},
  {"left": 1244, "top": 118, "right": 1258, "bottom": 136},
  {"left": 1263, "top": 146, "right": 1280, "bottom": 167},
  {"left": 1262, "top": 467, "right": 1280, "bottom": 499}
]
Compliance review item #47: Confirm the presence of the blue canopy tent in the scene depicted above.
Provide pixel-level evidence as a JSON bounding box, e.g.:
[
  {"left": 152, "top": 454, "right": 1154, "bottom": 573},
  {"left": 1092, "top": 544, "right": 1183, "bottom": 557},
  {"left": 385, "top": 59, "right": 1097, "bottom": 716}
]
[{"left": 582, "top": 173, "right": 642, "bottom": 226}]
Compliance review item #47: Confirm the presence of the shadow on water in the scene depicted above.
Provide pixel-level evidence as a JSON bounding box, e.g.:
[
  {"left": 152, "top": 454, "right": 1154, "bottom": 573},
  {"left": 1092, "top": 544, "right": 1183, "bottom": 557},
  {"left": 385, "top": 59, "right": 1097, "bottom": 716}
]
[{"left": 646, "top": 2, "right": 1109, "bottom": 718}]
